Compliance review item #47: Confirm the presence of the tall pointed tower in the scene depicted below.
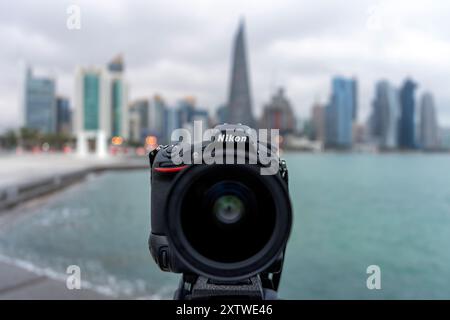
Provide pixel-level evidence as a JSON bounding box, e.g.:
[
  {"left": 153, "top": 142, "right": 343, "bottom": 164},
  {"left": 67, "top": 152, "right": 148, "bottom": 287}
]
[{"left": 227, "top": 19, "right": 255, "bottom": 127}]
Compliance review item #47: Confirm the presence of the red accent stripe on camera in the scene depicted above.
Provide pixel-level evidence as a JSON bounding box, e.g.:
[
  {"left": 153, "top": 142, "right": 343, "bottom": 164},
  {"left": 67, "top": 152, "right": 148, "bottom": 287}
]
[{"left": 154, "top": 165, "right": 189, "bottom": 173}]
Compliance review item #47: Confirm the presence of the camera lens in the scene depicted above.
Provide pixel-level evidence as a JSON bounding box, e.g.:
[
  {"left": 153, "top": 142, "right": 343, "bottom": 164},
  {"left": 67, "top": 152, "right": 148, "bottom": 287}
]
[
  {"left": 213, "top": 194, "right": 244, "bottom": 224},
  {"left": 165, "top": 164, "right": 292, "bottom": 280},
  {"left": 205, "top": 181, "right": 250, "bottom": 227}
]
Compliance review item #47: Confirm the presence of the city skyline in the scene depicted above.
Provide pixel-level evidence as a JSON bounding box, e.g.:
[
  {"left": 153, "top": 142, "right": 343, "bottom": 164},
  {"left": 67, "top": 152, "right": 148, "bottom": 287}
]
[
  {"left": 7, "top": 15, "right": 449, "bottom": 152},
  {"left": 2, "top": 1, "right": 450, "bottom": 132},
  {"left": 9, "top": 53, "right": 449, "bottom": 151}
]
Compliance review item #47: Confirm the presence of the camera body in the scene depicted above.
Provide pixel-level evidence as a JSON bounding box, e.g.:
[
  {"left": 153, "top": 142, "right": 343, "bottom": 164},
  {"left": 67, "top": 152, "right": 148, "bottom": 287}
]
[{"left": 148, "top": 124, "right": 292, "bottom": 294}]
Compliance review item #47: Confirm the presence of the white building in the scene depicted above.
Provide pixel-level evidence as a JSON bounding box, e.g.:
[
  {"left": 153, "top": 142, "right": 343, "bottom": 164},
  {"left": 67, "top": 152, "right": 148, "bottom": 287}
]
[
  {"left": 74, "top": 56, "right": 129, "bottom": 157},
  {"left": 420, "top": 92, "right": 439, "bottom": 150}
]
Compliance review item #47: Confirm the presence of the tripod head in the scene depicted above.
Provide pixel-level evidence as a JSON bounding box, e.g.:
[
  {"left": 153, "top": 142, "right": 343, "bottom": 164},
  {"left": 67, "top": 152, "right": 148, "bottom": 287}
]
[{"left": 174, "top": 274, "right": 279, "bottom": 300}]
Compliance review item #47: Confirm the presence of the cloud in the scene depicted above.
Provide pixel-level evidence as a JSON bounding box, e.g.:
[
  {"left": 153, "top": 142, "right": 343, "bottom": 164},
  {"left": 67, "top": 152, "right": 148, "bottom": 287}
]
[{"left": 1, "top": 0, "right": 450, "bottom": 132}]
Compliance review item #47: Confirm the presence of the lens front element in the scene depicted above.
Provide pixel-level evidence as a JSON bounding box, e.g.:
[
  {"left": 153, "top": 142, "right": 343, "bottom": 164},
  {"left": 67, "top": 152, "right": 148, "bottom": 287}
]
[{"left": 213, "top": 194, "right": 245, "bottom": 225}]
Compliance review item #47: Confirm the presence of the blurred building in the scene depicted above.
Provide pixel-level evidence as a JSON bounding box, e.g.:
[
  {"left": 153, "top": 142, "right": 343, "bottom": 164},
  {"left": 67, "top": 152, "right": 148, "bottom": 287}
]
[
  {"left": 128, "top": 106, "right": 140, "bottom": 144},
  {"left": 165, "top": 106, "right": 180, "bottom": 144},
  {"left": 24, "top": 67, "right": 56, "bottom": 134},
  {"left": 108, "top": 55, "right": 124, "bottom": 72},
  {"left": 325, "top": 77, "right": 356, "bottom": 149},
  {"left": 371, "top": 80, "right": 400, "bottom": 149},
  {"left": 369, "top": 100, "right": 382, "bottom": 139},
  {"left": 283, "top": 135, "right": 323, "bottom": 152},
  {"left": 295, "top": 116, "right": 306, "bottom": 136},
  {"left": 440, "top": 128, "right": 450, "bottom": 150},
  {"left": 74, "top": 66, "right": 107, "bottom": 156},
  {"left": 74, "top": 55, "right": 129, "bottom": 157},
  {"left": 176, "top": 106, "right": 210, "bottom": 144},
  {"left": 177, "top": 96, "right": 196, "bottom": 128},
  {"left": 419, "top": 92, "right": 439, "bottom": 150},
  {"left": 56, "top": 96, "right": 71, "bottom": 135},
  {"left": 191, "top": 109, "right": 210, "bottom": 143},
  {"left": 215, "top": 104, "right": 228, "bottom": 125},
  {"left": 227, "top": 20, "right": 255, "bottom": 127},
  {"left": 108, "top": 55, "right": 129, "bottom": 139},
  {"left": 398, "top": 78, "right": 417, "bottom": 149},
  {"left": 192, "top": 109, "right": 210, "bottom": 124},
  {"left": 260, "top": 88, "right": 295, "bottom": 135},
  {"left": 128, "top": 99, "right": 149, "bottom": 143},
  {"left": 352, "top": 78, "right": 358, "bottom": 121},
  {"left": 352, "top": 123, "right": 366, "bottom": 144},
  {"left": 148, "top": 95, "right": 167, "bottom": 143},
  {"left": 310, "top": 103, "right": 325, "bottom": 142}
]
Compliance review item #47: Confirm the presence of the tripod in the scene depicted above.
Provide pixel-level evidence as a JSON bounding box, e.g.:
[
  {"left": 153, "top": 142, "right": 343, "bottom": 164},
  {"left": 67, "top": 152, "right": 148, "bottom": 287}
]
[{"left": 174, "top": 273, "right": 280, "bottom": 300}]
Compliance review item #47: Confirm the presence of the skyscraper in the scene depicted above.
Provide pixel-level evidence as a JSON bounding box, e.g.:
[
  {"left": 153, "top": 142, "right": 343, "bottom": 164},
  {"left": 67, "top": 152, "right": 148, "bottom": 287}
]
[
  {"left": 371, "top": 81, "right": 400, "bottom": 149},
  {"left": 24, "top": 67, "right": 56, "bottom": 134},
  {"left": 108, "top": 54, "right": 124, "bottom": 72},
  {"left": 129, "top": 98, "right": 149, "bottom": 143},
  {"left": 311, "top": 103, "right": 325, "bottom": 142},
  {"left": 177, "top": 96, "right": 196, "bottom": 128},
  {"left": 191, "top": 109, "right": 210, "bottom": 142},
  {"left": 107, "top": 55, "right": 128, "bottom": 139},
  {"left": 165, "top": 106, "right": 180, "bottom": 144},
  {"left": 74, "top": 56, "right": 129, "bottom": 156},
  {"left": 148, "top": 94, "right": 167, "bottom": 142},
  {"left": 215, "top": 105, "right": 228, "bottom": 125},
  {"left": 260, "top": 88, "right": 295, "bottom": 135},
  {"left": 399, "top": 78, "right": 417, "bottom": 149},
  {"left": 420, "top": 92, "right": 439, "bottom": 150},
  {"left": 352, "top": 78, "right": 358, "bottom": 121},
  {"left": 325, "top": 77, "right": 355, "bottom": 148},
  {"left": 56, "top": 96, "right": 71, "bottom": 135},
  {"left": 74, "top": 66, "right": 106, "bottom": 156},
  {"left": 227, "top": 20, "right": 254, "bottom": 127}
]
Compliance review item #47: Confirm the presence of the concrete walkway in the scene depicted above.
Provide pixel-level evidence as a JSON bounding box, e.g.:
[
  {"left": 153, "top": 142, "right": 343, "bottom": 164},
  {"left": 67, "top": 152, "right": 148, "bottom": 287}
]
[
  {"left": 0, "top": 153, "right": 148, "bottom": 210},
  {"left": 0, "top": 153, "right": 147, "bottom": 188},
  {"left": 0, "top": 260, "right": 110, "bottom": 300}
]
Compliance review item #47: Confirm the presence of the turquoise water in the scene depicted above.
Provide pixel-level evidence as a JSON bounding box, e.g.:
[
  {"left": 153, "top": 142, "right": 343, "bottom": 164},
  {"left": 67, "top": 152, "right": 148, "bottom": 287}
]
[{"left": 0, "top": 153, "right": 450, "bottom": 299}]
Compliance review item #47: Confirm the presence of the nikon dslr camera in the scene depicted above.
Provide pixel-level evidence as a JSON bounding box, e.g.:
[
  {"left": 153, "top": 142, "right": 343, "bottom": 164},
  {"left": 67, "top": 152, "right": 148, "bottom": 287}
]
[{"left": 148, "top": 124, "right": 292, "bottom": 299}]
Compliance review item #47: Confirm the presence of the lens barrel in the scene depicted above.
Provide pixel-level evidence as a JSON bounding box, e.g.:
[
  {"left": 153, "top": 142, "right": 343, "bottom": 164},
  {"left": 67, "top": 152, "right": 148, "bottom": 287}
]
[{"left": 165, "top": 164, "right": 292, "bottom": 281}]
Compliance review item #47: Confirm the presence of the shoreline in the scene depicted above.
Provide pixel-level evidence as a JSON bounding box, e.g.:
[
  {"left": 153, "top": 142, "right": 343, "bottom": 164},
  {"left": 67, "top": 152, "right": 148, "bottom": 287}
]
[
  {"left": 0, "top": 253, "right": 113, "bottom": 300},
  {"left": 0, "top": 251, "right": 171, "bottom": 300}
]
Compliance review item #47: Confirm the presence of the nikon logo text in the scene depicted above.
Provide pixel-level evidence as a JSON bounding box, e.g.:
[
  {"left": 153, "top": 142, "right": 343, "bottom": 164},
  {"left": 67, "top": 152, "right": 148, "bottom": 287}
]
[
  {"left": 217, "top": 134, "right": 247, "bottom": 143},
  {"left": 169, "top": 121, "right": 280, "bottom": 175}
]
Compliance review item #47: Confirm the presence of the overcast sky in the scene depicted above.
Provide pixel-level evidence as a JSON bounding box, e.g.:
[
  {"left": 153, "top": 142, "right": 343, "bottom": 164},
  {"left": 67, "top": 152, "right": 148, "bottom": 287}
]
[{"left": 1, "top": 0, "right": 450, "bottom": 132}]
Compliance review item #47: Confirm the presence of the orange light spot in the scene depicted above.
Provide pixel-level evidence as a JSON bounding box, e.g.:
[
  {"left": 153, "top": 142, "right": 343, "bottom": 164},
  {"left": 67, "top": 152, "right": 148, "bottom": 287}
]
[
  {"left": 112, "top": 136, "right": 123, "bottom": 146},
  {"left": 145, "top": 135, "right": 157, "bottom": 146}
]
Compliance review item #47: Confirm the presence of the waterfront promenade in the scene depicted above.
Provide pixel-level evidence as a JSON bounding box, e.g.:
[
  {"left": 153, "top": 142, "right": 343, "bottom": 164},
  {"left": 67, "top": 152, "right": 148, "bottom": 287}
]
[{"left": 0, "top": 153, "right": 148, "bottom": 211}]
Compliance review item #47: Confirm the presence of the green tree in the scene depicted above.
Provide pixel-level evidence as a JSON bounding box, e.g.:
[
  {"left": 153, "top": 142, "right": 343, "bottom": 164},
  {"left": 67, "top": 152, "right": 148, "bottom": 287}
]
[
  {"left": 19, "top": 127, "right": 40, "bottom": 149},
  {"left": 0, "top": 130, "right": 18, "bottom": 149}
]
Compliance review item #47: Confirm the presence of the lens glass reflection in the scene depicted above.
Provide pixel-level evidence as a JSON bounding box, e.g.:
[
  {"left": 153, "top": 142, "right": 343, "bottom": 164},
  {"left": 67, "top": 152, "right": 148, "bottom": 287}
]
[{"left": 213, "top": 194, "right": 245, "bottom": 224}]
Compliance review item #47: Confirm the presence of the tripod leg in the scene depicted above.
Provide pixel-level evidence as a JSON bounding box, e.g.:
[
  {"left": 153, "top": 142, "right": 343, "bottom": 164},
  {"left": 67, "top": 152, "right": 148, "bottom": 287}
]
[{"left": 173, "top": 276, "right": 187, "bottom": 300}]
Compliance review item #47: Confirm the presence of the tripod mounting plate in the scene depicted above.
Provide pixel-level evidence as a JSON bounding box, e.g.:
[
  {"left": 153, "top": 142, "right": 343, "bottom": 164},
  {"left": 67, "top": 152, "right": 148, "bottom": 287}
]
[{"left": 175, "top": 275, "right": 278, "bottom": 300}]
